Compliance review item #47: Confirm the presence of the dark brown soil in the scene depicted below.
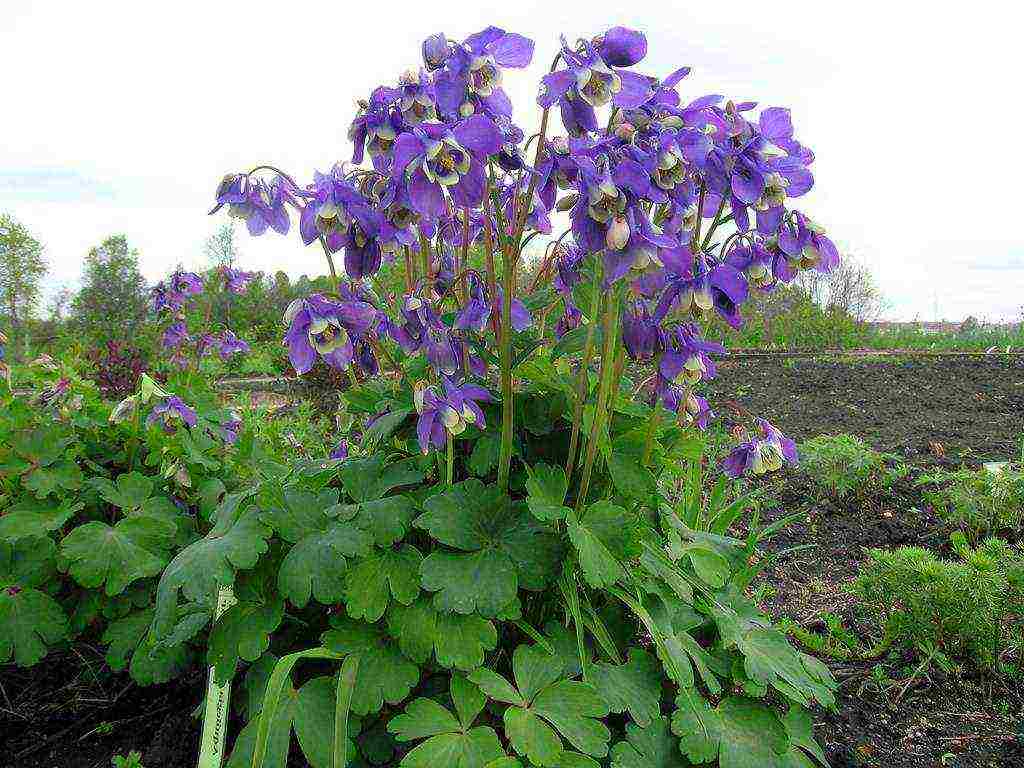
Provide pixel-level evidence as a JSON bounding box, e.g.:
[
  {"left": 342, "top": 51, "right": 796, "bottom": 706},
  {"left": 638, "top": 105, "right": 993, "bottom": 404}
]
[
  {"left": 3, "top": 356, "right": 1023, "bottom": 768},
  {"left": 0, "top": 655, "right": 205, "bottom": 768}
]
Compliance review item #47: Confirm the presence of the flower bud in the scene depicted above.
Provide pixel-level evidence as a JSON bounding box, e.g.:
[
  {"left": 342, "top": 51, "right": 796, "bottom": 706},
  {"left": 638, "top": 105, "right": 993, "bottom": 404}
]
[
  {"left": 421, "top": 33, "right": 448, "bottom": 71},
  {"left": 615, "top": 122, "right": 636, "bottom": 141},
  {"left": 459, "top": 101, "right": 475, "bottom": 117},
  {"left": 555, "top": 193, "right": 578, "bottom": 212},
  {"left": 110, "top": 394, "right": 138, "bottom": 424},
  {"left": 606, "top": 216, "right": 630, "bottom": 250}
]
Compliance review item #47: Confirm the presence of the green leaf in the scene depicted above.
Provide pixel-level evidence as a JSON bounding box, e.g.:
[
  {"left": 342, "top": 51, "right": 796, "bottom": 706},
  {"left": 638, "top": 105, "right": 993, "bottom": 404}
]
[
  {"left": 783, "top": 706, "right": 828, "bottom": 767},
  {"left": 229, "top": 673, "right": 360, "bottom": 768},
  {"left": 154, "top": 493, "right": 271, "bottom": 637},
  {"left": 363, "top": 407, "right": 412, "bottom": 443},
  {"left": 468, "top": 434, "right": 499, "bottom": 477},
  {"left": 420, "top": 550, "right": 517, "bottom": 617},
  {"left": 322, "top": 617, "right": 420, "bottom": 715},
  {"left": 469, "top": 645, "right": 610, "bottom": 767},
  {"left": 101, "top": 609, "right": 189, "bottom": 685},
  {"left": 589, "top": 648, "right": 663, "bottom": 727},
  {"left": 340, "top": 455, "right": 424, "bottom": 503},
  {"left": 0, "top": 585, "right": 68, "bottom": 666},
  {"left": 389, "top": 686, "right": 505, "bottom": 768},
  {"left": 568, "top": 502, "right": 633, "bottom": 589},
  {"left": 345, "top": 545, "right": 422, "bottom": 621},
  {"left": 609, "top": 716, "right": 688, "bottom": 768},
  {"left": 607, "top": 450, "right": 656, "bottom": 501},
  {"left": 551, "top": 325, "right": 600, "bottom": 362},
  {"left": 525, "top": 463, "right": 571, "bottom": 522},
  {"left": 688, "top": 546, "right": 730, "bottom": 588},
  {"left": 504, "top": 707, "right": 563, "bottom": 767},
  {"left": 60, "top": 517, "right": 173, "bottom": 596},
  {"left": 387, "top": 599, "right": 437, "bottom": 664},
  {"left": 0, "top": 501, "right": 78, "bottom": 542},
  {"left": 531, "top": 680, "right": 611, "bottom": 759},
  {"left": 22, "top": 459, "right": 83, "bottom": 498},
  {"left": 416, "top": 480, "right": 561, "bottom": 615},
  {"left": 671, "top": 693, "right": 790, "bottom": 768},
  {"left": 435, "top": 612, "right": 498, "bottom": 671},
  {"left": 258, "top": 487, "right": 340, "bottom": 543},
  {"left": 0, "top": 537, "right": 57, "bottom": 589},
  {"left": 278, "top": 520, "right": 373, "bottom": 608},
  {"left": 208, "top": 599, "right": 284, "bottom": 681},
  {"left": 350, "top": 496, "right": 419, "bottom": 547},
  {"left": 670, "top": 689, "right": 721, "bottom": 764},
  {"left": 92, "top": 471, "right": 155, "bottom": 510}
]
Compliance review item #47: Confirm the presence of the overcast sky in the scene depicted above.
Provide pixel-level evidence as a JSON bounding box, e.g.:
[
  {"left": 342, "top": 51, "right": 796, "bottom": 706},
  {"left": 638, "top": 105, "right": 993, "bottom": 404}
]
[{"left": 3, "top": 1, "right": 1021, "bottom": 321}]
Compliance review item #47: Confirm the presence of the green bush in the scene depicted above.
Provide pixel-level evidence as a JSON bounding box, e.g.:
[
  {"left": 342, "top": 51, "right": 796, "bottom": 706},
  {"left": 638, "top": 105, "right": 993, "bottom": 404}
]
[
  {"left": 918, "top": 466, "right": 1024, "bottom": 542},
  {"left": 853, "top": 537, "right": 1024, "bottom": 669},
  {"left": 798, "top": 433, "right": 905, "bottom": 500}
]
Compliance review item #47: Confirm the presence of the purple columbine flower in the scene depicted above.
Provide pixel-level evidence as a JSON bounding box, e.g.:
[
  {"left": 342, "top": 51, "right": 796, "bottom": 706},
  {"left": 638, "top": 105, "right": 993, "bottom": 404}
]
[
  {"left": 222, "top": 266, "right": 257, "bottom": 294},
  {"left": 283, "top": 294, "right": 376, "bottom": 375},
  {"left": 721, "top": 418, "right": 797, "bottom": 478},
  {"left": 211, "top": 175, "right": 293, "bottom": 237},
  {"left": 329, "top": 439, "right": 349, "bottom": 460},
  {"left": 147, "top": 396, "right": 197, "bottom": 434},
  {"left": 655, "top": 249, "right": 749, "bottom": 328},
  {"left": 658, "top": 324, "right": 725, "bottom": 385},
  {"left": 432, "top": 27, "right": 534, "bottom": 117},
  {"left": 391, "top": 116, "right": 503, "bottom": 219},
  {"left": 216, "top": 331, "right": 250, "bottom": 361},
  {"left": 413, "top": 377, "right": 493, "bottom": 454},
  {"left": 161, "top": 320, "right": 191, "bottom": 350},
  {"left": 221, "top": 412, "right": 242, "bottom": 444}
]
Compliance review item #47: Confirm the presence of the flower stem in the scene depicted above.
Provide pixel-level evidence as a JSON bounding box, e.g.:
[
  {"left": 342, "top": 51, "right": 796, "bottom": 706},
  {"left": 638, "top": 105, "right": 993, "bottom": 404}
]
[
  {"left": 496, "top": 246, "right": 515, "bottom": 493},
  {"left": 576, "top": 283, "right": 622, "bottom": 509},
  {"left": 446, "top": 431, "right": 454, "bottom": 486},
  {"left": 642, "top": 407, "right": 662, "bottom": 467},
  {"left": 565, "top": 276, "right": 603, "bottom": 489}
]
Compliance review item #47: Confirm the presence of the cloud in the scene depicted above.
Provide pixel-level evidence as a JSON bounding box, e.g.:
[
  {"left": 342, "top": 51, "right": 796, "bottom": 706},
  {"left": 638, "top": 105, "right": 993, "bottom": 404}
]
[{"left": 0, "top": 168, "right": 116, "bottom": 203}]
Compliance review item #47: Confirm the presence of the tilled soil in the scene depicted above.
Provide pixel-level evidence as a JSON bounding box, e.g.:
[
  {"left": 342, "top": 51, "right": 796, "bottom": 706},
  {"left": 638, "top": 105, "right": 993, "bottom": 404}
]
[
  {"left": 3, "top": 356, "right": 1023, "bottom": 768},
  {"left": 706, "top": 355, "right": 1024, "bottom": 466}
]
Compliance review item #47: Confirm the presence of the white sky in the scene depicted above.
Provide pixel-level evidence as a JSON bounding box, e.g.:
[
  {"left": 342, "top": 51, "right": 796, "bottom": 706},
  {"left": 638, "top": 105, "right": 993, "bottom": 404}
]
[{"left": 2, "top": 0, "right": 1021, "bottom": 321}]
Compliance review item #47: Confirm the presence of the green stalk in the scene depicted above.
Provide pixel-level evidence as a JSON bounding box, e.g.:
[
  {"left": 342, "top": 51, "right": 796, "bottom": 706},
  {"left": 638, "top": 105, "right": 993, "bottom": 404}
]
[
  {"left": 446, "top": 431, "right": 454, "bottom": 486},
  {"left": 564, "top": 278, "right": 603, "bottom": 488},
  {"left": 575, "top": 284, "right": 622, "bottom": 509},
  {"left": 496, "top": 246, "right": 515, "bottom": 493},
  {"left": 642, "top": 407, "right": 662, "bottom": 467}
]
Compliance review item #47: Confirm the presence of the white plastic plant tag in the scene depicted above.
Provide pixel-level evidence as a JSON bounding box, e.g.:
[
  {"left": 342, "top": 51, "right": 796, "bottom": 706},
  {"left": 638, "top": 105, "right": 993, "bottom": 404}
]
[{"left": 197, "top": 584, "right": 238, "bottom": 768}]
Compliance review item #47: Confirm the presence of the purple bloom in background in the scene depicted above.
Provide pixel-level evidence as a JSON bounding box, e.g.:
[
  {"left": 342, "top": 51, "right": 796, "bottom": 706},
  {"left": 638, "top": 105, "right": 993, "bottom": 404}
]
[
  {"left": 329, "top": 440, "right": 349, "bottom": 460},
  {"left": 153, "top": 270, "right": 204, "bottom": 313},
  {"left": 161, "top": 321, "right": 191, "bottom": 350},
  {"left": 222, "top": 266, "right": 257, "bottom": 294},
  {"left": 422, "top": 33, "right": 450, "bottom": 71},
  {"left": 221, "top": 412, "right": 242, "bottom": 444},
  {"left": 658, "top": 324, "right": 725, "bottom": 384},
  {"left": 494, "top": 288, "right": 532, "bottom": 332},
  {"left": 721, "top": 418, "right": 797, "bottom": 478},
  {"left": 216, "top": 331, "right": 250, "bottom": 361},
  {"left": 147, "top": 396, "right": 197, "bottom": 434},
  {"left": 283, "top": 294, "right": 376, "bottom": 375}
]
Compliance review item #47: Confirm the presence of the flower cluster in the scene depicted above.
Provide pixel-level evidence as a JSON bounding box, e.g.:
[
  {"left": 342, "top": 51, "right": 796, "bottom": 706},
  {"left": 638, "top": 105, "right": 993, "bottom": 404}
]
[{"left": 208, "top": 25, "right": 843, "bottom": 477}]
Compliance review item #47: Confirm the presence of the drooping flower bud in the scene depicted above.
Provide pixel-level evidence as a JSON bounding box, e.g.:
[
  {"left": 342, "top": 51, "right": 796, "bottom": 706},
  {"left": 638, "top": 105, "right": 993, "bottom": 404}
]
[
  {"left": 422, "top": 33, "right": 449, "bottom": 70},
  {"left": 606, "top": 216, "right": 631, "bottom": 251}
]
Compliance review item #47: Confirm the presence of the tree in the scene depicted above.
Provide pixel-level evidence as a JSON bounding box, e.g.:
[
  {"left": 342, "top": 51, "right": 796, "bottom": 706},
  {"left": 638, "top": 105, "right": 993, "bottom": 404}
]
[
  {"left": 203, "top": 223, "right": 239, "bottom": 268},
  {"left": 0, "top": 213, "right": 47, "bottom": 358},
  {"left": 71, "top": 235, "right": 149, "bottom": 344}
]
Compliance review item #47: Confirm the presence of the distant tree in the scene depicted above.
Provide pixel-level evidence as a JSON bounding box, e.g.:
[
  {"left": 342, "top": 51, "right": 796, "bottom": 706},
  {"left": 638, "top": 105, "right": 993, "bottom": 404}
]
[
  {"left": 0, "top": 213, "right": 47, "bottom": 358},
  {"left": 71, "top": 235, "right": 149, "bottom": 344},
  {"left": 204, "top": 223, "right": 239, "bottom": 267}
]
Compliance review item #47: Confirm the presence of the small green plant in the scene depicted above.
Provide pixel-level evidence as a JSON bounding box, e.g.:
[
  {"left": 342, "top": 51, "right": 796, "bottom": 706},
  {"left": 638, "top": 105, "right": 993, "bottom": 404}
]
[
  {"left": 112, "top": 751, "right": 145, "bottom": 768},
  {"left": 917, "top": 465, "right": 1024, "bottom": 542},
  {"left": 853, "top": 535, "right": 1024, "bottom": 670},
  {"left": 798, "top": 433, "right": 905, "bottom": 500}
]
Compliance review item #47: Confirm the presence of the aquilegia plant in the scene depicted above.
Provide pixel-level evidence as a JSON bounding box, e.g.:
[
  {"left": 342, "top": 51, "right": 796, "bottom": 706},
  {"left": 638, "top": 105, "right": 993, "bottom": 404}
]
[{"left": 190, "top": 25, "right": 841, "bottom": 768}]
